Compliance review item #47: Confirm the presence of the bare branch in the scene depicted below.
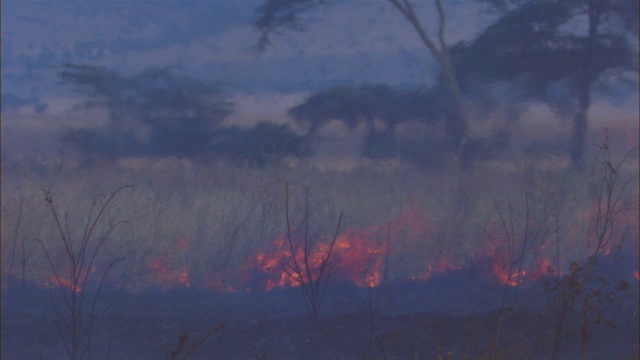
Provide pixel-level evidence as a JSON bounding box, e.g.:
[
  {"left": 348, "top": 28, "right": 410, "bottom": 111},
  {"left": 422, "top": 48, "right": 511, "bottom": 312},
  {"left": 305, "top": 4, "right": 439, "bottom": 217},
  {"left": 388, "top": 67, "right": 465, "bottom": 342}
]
[
  {"left": 282, "top": 183, "right": 344, "bottom": 323},
  {"left": 7, "top": 199, "right": 24, "bottom": 291},
  {"left": 435, "top": 0, "right": 447, "bottom": 49},
  {"left": 34, "top": 238, "right": 73, "bottom": 309},
  {"left": 179, "top": 323, "right": 225, "bottom": 360},
  {"left": 36, "top": 185, "right": 132, "bottom": 359}
]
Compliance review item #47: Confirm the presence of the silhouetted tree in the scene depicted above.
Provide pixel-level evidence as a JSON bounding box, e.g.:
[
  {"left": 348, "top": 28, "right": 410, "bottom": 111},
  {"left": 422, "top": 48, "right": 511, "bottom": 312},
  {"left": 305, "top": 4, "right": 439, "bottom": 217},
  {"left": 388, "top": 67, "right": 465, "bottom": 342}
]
[
  {"left": 211, "top": 121, "right": 312, "bottom": 166},
  {"left": 452, "top": 0, "right": 638, "bottom": 169},
  {"left": 288, "top": 84, "right": 440, "bottom": 158},
  {"left": 59, "top": 64, "right": 233, "bottom": 158},
  {"left": 1, "top": 93, "right": 48, "bottom": 113},
  {"left": 254, "top": 0, "right": 469, "bottom": 155},
  {"left": 288, "top": 85, "right": 362, "bottom": 134}
]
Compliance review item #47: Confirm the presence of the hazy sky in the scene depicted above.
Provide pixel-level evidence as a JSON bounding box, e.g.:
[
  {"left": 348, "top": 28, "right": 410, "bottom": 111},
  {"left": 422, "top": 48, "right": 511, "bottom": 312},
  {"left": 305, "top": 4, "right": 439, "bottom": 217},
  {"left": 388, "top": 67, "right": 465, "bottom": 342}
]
[
  {"left": 2, "top": 0, "right": 637, "bottom": 159},
  {"left": 1, "top": 0, "right": 494, "bottom": 124}
]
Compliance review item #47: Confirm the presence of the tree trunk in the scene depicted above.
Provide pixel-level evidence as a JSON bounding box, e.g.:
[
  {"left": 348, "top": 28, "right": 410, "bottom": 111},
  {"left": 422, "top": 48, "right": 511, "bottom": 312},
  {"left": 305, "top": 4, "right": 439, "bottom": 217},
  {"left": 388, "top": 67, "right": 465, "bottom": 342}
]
[
  {"left": 438, "top": 49, "right": 468, "bottom": 153},
  {"left": 572, "top": 0, "right": 601, "bottom": 170},
  {"left": 387, "top": 0, "right": 468, "bottom": 158}
]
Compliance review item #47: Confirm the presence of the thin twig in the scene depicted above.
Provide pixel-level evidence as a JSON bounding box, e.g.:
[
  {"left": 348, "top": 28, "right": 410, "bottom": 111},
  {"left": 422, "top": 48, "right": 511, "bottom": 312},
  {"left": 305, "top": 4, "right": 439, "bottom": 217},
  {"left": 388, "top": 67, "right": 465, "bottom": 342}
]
[
  {"left": 7, "top": 199, "right": 24, "bottom": 292},
  {"left": 179, "top": 323, "right": 225, "bottom": 360}
]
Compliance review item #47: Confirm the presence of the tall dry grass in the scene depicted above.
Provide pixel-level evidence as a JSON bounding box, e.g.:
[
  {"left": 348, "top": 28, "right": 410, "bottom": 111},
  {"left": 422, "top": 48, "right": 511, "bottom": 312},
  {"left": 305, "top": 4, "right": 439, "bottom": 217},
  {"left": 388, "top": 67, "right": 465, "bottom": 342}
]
[{"left": 1, "top": 144, "right": 638, "bottom": 294}]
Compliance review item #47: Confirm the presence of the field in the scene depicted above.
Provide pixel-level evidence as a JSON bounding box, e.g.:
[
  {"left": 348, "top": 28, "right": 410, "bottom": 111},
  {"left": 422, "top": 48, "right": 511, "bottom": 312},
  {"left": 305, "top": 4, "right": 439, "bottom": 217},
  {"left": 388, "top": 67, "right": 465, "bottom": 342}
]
[{"left": 1, "top": 127, "right": 639, "bottom": 359}]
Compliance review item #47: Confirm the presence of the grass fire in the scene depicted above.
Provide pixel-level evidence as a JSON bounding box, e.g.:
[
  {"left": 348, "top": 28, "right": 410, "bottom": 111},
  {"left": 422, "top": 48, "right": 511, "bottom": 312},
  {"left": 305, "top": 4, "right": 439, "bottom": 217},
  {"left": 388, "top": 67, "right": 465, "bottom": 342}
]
[{"left": 3, "top": 131, "right": 637, "bottom": 359}]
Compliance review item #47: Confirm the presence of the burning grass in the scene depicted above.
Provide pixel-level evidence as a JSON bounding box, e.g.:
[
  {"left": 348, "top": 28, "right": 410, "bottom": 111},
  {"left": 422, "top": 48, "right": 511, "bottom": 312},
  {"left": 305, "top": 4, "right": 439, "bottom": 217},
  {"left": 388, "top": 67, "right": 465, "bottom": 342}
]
[
  {"left": 2, "top": 152, "right": 637, "bottom": 294},
  {"left": 1, "top": 144, "right": 638, "bottom": 359}
]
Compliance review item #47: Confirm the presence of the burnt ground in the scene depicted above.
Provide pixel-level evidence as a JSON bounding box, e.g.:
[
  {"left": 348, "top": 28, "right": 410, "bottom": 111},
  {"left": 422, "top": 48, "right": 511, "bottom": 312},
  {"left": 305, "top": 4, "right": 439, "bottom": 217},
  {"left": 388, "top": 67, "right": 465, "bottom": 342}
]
[{"left": 2, "top": 269, "right": 639, "bottom": 360}]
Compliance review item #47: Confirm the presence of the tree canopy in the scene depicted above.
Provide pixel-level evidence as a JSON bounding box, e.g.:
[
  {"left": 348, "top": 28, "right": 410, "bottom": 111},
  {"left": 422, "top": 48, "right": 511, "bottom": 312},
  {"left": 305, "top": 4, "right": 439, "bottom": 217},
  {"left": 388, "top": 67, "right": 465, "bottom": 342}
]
[
  {"left": 211, "top": 122, "right": 312, "bottom": 166},
  {"left": 449, "top": 0, "right": 638, "bottom": 168},
  {"left": 288, "top": 84, "right": 440, "bottom": 135},
  {"left": 59, "top": 64, "right": 233, "bottom": 158},
  {"left": 451, "top": 0, "right": 637, "bottom": 107},
  {"left": 59, "top": 64, "right": 312, "bottom": 165},
  {"left": 254, "top": 0, "right": 470, "bottom": 155}
]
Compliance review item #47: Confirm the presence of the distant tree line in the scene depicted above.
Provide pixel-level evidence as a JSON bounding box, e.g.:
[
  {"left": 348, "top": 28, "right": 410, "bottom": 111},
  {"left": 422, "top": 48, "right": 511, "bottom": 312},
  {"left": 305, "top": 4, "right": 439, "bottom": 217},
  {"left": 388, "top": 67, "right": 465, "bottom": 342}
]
[
  {"left": 60, "top": 0, "right": 637, "bottom": 169},
  {"left": 59, "top": 64, "right": 310, "bottom": 166},
  {"left": 288, "top": 83, "right": 511, "bottom": 168},
  {"left": 59, "top": 61, "right": 509, "bottom": 169}
]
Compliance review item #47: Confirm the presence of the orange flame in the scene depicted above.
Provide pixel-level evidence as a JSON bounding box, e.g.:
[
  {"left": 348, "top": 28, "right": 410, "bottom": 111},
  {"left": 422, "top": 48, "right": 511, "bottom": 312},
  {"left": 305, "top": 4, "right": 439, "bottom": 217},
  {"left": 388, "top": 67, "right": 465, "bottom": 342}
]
[
  {"left": 249, "top": 230, "right": 386, "bottom": 291},
  {"left": 248, "top": 208, "right": 437, "bottom": 290},
  {"left": 492, "top": 261, "right": 527, "bottom": 287},
  {"left": 332, "top": 230, "right": 386, "bottom": 287}
]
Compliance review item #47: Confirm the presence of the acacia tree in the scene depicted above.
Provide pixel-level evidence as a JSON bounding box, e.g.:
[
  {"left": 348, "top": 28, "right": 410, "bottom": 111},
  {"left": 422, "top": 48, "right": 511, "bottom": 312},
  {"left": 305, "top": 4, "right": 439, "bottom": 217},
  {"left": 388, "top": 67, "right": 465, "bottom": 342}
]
[
  {"left": 288, "top": 84, "right": 440, "bottom": 157},
  {"left": 571, "top": 0, "right": 638, "bottom": 169},
  {"left": 454, "top": 0, "right": 638, "bottom": 169},
  {"left": 254, "top": 0, "right": 469, "bottom": 155},
  {"left": 211, "top": 121, "right": 312, "bottom": 166},
  {"left": 59, "top": 64, "right": 233, "bottom": 158}
]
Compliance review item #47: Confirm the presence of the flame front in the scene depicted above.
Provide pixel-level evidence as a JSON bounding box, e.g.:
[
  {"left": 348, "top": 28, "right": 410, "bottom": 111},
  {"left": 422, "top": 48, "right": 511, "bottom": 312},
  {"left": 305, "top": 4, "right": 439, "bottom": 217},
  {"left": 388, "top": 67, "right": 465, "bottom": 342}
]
[
  {"left": 11, "top": 201, "right": 634, "bottom": 293},
  {"left": 248, "top": 226, "right": 388, "bottom": 291},
  {"left": 248, "top": 208, "right": 436, "bottom": 290}
]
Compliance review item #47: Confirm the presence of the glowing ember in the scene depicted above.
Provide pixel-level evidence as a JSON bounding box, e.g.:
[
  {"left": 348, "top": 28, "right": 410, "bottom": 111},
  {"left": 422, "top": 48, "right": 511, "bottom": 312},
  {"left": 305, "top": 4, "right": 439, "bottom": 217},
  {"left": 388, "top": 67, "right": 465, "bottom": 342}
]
[
  {"left": 492, "top": 261, "right": 527, "bottom": 287},
  {"left": 48, "top": 276, "right": 82, "bottom": 293},
  {"left": 146, "top": 237, "right": 190, "bottom": 288},
  {"left": 489, "top": 256, "right": 559, "bottom": 286},
  {"left": 45, "top": 268, "right": 94, "bottom": 293},
  {"left": 535, "top": 258, "right": 555, "bottom": 278},
  {"left": 410, "top": 257, "right": 463, "bottom": 282},
  {"left": 203, "top": 272, "right": 236, "bottom": 293}
]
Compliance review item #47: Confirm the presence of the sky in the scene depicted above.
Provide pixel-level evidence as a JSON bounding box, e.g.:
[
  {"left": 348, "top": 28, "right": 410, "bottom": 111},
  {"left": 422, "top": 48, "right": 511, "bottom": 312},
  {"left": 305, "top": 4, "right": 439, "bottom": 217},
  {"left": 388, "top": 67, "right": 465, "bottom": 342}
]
[
  {"left": 1, "top": 1, "right": 495, "bottom": 125},
  {"left": 1, "top": 0, "right": 637, "bottom": 158}
]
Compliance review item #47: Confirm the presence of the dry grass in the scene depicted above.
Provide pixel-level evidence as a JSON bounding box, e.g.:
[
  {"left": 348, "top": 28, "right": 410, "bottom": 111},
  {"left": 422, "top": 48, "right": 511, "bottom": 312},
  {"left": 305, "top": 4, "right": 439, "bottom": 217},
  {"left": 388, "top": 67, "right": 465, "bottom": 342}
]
[{"left": 1, "top": 142, "right": 638, "bottom": 294}]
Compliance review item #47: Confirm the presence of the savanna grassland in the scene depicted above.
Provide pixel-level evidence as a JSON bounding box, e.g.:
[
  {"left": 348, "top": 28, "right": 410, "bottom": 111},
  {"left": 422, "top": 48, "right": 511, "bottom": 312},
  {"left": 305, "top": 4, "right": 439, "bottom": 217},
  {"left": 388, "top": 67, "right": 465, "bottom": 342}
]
[{"left": 1, "top": 125, "right": 639, "bottom": 359}]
